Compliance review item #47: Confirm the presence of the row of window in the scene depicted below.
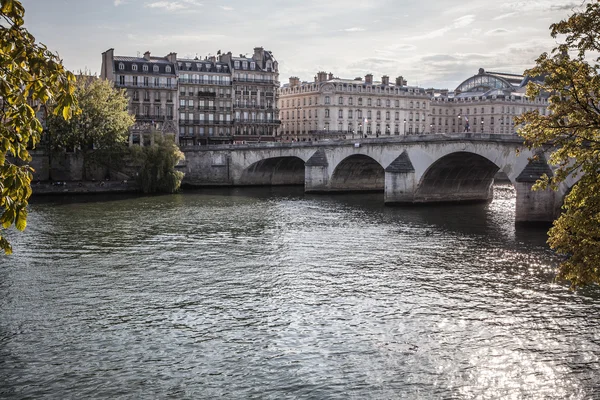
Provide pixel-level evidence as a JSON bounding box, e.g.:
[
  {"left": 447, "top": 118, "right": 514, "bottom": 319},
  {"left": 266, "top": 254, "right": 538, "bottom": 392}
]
[
  {"left": 284, "top": 109, "right": 426, "bottom": 121},
  {"left": 132, "top": 105, "right": 173, "bottom": 117},
  {"left": 282, "top": 84, "right": 420, "bottom": 95},
  {"left": 119, "top": 63, "right": 172, "bottom": 73},
  {"left": 118, "top": 75, "right": 174, "bottom": 87},
  {"left": 132, "top": 91, "right": 173, "bottom": 101},
  {"left": 431, "top": 106, "right": 544, "bottom": 115},
  {"left": 282, "top": 97, "right": 428, "bottom": 108},
  {"left": 283, "top": 122, "right": 422, "bottom": 134}
]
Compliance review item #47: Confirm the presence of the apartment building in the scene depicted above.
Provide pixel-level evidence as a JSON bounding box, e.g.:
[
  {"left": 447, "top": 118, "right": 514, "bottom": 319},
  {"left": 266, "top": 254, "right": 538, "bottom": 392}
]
[
  {"left": 100, "top": 47, "right": 281, "bottom": 146},
  {"left": 278, "top": 68, "right": 548, "bottom": 142}
]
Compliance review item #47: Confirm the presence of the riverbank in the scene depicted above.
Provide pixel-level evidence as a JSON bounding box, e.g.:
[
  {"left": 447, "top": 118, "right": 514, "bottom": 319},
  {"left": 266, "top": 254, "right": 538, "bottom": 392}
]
[{"left": 31, "top": 180, "right": 140, "bottom": 196}]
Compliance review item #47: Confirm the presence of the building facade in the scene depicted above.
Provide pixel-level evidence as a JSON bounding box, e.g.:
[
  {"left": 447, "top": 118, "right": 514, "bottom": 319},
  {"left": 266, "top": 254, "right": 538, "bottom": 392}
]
[
  {"left": 100, "top": 47, "right": 280, "bottom": 146},
  {"left": 100, "top": 49, "right": 178, "bottom": 145},
  {"left": 277, "top": 68, "right": 548, "bottom": 142}
]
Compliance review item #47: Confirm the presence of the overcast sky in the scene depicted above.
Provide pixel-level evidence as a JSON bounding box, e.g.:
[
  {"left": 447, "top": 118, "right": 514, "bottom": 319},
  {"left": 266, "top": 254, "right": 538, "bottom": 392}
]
[{"left": 21, "top": 0, "right": 587, "bottom": 89}]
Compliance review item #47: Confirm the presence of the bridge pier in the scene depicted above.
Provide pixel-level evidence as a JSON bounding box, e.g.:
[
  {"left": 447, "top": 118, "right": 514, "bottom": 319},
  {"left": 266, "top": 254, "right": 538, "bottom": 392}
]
[
  {"left": 514, "top": 154, "right": 557, "bottom": 223},
  {"left": 515, "top": 153, "right": 557, "bottom": 222},
  {"left": 384, "top": 151, "right": 416, "bottom": 204},
  {"left": 515, "top": 182, "right": 557, "bottom": 222},
  {"left": 304, "top": 149, "right": 329, "bottom": 193}
]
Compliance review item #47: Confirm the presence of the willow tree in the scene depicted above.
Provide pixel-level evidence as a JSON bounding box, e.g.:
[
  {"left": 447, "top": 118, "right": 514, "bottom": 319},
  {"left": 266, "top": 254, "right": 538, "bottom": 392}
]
[
  {"left": 131, "top": 132, "right": 185, "bottom": 194},
  {"left": 1, "top": 0, "right": 78, "bottom": 254},
  {"left": 516, "top": 2, "right": 600, "bottom": 287}
]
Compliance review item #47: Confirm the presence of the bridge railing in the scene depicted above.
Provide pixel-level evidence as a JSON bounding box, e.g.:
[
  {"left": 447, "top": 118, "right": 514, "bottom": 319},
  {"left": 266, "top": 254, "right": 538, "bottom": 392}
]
[{"left": 178, "top": 132, "right": 524, "bottom": 151}]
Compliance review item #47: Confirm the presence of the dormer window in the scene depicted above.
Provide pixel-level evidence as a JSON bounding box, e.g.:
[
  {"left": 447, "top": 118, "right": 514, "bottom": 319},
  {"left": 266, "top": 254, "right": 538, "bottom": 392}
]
[
  {"left": 132, "top": 64, "right": 138, "bottom": 71},
  {"left": 166, "top": 66, "right": 171, "bottom": 73},
  {"left": 153, "top": 65, "right": 159, "bottom": 72},
  {"left": 242, "top": 61, "right": 247, "bottom": 69},
  {"left": 143, "top": 64, "right": 148, "bottom": 72},
  {"left": 118, "top": 63, "right": 124, "bottom": 70},
  {"left": 196, "top": 63, "right": 201, "bottom": 69},
  {"left": 234, "top": 61, "right": 240, "bottom": 69},
  {"left": 250, "top": 62, "right": 255, "bottom": 70}
]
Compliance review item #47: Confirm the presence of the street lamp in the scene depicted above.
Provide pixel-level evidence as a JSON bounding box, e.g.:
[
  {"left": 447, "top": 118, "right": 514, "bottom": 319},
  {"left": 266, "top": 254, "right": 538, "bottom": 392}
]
[
  {"left": 481, "top": 119, "right": 484, "bottom": 133},
  {"left": 429, "top": 123, "right": 433, "bottom": 134},
  {"left": 403, "top": 118, "right": 407, "bottom": 135}
]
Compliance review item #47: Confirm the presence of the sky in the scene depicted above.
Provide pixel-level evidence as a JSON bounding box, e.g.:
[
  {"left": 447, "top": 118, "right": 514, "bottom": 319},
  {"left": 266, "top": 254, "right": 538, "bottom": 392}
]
[{"left": 20, "top": 0, "right": 588, "bottom": 90}]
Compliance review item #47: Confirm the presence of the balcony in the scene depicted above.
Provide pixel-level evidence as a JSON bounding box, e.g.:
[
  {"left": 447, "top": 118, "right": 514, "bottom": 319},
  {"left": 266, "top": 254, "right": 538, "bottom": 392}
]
[
  {"left": 178, "top": 78, "right": 232, "bottom": 86},
  {"left": 134, "top": 114, "right": 174, "bottom": 121},
  {"left": 233, "top": 119, "right": 281, "bottom": 125},
  {"left": 116, "top": 81, "right": 176, "bottom": 90},
  {"left": 197, "top": 92, "right": 217, "bottom": 98},
  {"left": 179, "top": 120, "right": 233, "bottom": 125},
  {"left": 233, "top": 77, "right": 280, "bottom": 85},
  {"left": 233, "top": 105, "right": 277, "bottom": 110}
]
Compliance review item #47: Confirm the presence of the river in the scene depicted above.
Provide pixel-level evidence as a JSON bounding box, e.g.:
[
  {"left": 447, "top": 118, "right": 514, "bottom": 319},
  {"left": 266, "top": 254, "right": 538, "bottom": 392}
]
[{"left": 0, "top": 185, "right": 599, "bottom": 399}]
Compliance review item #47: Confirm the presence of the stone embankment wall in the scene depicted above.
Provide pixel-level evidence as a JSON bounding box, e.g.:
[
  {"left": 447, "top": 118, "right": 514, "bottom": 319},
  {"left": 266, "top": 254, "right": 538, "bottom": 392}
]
[{"left": 28, "top": 150, "right": 140, "bottom": 195}]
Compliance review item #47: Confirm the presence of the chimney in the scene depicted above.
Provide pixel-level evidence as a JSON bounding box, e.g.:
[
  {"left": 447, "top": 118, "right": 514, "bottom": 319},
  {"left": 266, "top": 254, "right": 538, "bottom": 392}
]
[
  {"left": 365, "top": 74, "right": 373, "bottom": 84},
  {"left": 253, "top": 47, "right": 264, "bottom": 64},
  {"left": 209, "top": 55, "right": 216, "bottom": 62},
  {"left": 143, "top": 51, "right": 151, "bottom": 61},
  {"left": 219, "top": 51, "right": 232, "bottom": 64},
  {"left": 166, "top": 52, "right": 177, "bottom": 63},
  {"left": 100, "top": 48, "right": 114, "bottom": 80},
  {"left": 289, "top": 76, "right": 300, "bottom": 88},
  {"left": 328, "top": 72, "right": 334, "bottom": 80},
  {"left": 395, "top": 76, "right": 406, "bottom": 86},
  {"left": 381, "top": 75, "right": 389, "bottom": 85},
  {"left": 317, "top": 71, "right": 328, "bottom": 82}
]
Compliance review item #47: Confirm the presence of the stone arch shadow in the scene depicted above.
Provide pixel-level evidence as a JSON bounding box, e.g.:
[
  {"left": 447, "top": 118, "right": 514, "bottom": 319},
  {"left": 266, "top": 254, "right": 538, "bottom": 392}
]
[
  {"left": 240, "top": 156, "right": 306, "bottom": 186},
  {"left": 414, "top": 151, "right": 506, "bottom": 203},
  {"left": 330, "top": 154, "right": 385, "bottom": 192}
]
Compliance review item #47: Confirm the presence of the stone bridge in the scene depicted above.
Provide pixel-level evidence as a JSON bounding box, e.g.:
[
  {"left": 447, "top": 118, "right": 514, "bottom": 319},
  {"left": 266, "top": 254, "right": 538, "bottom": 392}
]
[{"left": 180, "top": 134, "right": 568, "bottom": 222}]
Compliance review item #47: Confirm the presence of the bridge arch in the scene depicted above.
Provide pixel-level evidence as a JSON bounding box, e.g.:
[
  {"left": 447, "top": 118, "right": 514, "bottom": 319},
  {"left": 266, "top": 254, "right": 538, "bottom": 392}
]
[
  {"left": 240, "top": 156, "right": 305, "bottom": 186},
  {"left": 415, "top": 151, "right": 501, "bottom": 203},
  {"left": 330, "top": 154, "right": 385, "bottom": 191}
]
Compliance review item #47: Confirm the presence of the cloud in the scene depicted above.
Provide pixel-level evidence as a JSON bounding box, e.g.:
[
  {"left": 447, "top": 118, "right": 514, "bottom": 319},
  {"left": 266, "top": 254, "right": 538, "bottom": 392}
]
[
  {"left": 501, "top": 0, "right": 582, "bottom": 12},
  {"left": 113, "top": 0, "right": 124, "bottom": 5},
  {"left": 220, "top": 6, "right": 234, "bottom": 11},
  {"left": 453, "top": 14, "right": 476, "bottom": 28},
  {"left": 422, "top": 54, "right": 459, "bottom": 62},
  {"left": 146, "top": 1, "right": 185, "bottom": 10},
  {"left": 342, "top": 27, "right": 366, "bottom": 32},
  {"left": 493, "top": 12, "right": 517, "bottom": 20},
  {"left": 550, "top": 2, "right": 579, "bottom": 10},
  {"left": 145, "top": 0, "right": 202, "bottom": 11},
  {"left": 410, "top": 14, "right": 476, "bottom": 40},
  {"left": 485, "top": 28, "right": 510, "bottom": 35}
]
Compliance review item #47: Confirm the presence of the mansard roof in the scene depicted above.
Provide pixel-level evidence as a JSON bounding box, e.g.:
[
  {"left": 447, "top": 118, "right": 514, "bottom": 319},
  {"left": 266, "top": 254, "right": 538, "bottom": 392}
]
[
  {"left": 113, "top": 56, "right": 176, "bottom": 76},
  {"left": 177, "top": 59, "right": 230, "bottom": 74}
]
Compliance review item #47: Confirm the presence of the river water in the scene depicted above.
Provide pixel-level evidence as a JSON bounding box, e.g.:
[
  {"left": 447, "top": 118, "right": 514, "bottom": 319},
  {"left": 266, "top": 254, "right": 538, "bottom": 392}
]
[{"left": 0, "top": 185, "right": 599, "bottom": 399}]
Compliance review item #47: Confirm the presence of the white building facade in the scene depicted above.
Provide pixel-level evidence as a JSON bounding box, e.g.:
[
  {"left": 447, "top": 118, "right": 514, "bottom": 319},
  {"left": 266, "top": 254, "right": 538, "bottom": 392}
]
[{"left": 278, "top": 69, "right": 548, "bottom": 142}]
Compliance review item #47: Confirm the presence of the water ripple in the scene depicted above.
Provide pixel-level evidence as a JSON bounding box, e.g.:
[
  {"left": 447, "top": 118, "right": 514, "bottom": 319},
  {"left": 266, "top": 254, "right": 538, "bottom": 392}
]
[{"left": 0, "top": 186, "right": 599, "bottom": 399}]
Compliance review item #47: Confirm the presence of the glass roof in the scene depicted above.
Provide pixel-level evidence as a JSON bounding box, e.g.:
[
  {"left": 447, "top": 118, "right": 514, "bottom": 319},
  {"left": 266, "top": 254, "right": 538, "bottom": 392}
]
[{"left": 456, "top": 74, "right": 513, "bottom": 93}]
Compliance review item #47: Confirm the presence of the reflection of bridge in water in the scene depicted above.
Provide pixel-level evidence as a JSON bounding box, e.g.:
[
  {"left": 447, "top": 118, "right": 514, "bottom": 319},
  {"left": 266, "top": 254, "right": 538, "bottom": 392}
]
[{"left": 180, "top": 134, "right": 568, "bottom": 223}]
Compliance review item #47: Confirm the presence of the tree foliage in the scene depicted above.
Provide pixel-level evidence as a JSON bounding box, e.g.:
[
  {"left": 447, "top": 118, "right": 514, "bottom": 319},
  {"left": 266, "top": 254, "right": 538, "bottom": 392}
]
[
  {"left": 0, "top": 0, "right": 78, "bottom": 255},
  {"left": 515, "top": 1, "right": 600, "bottom": 287},
  {"left": 131, "top": 133, "right": 185, "bottom": 194},
  {"left": 46, "top": 76, "right": 134, "bottom": 163}
]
